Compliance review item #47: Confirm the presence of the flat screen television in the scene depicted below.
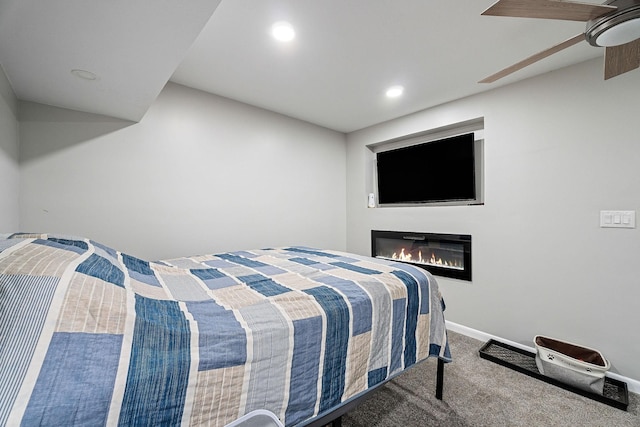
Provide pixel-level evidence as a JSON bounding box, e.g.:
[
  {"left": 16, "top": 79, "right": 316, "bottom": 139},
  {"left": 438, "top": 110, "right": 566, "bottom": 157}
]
[{"left": 376, "top": 133, "right": 476, "bottom": 204}]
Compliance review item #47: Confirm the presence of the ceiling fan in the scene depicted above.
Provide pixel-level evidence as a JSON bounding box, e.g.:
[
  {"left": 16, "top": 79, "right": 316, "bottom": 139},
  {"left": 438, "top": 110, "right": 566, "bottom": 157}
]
[{"left": 479, "top": 0, "right": 640, "bottom": 83}]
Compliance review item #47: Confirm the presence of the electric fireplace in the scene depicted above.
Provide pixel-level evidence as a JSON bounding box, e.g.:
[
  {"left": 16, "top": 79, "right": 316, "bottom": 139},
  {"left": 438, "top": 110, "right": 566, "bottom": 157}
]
[{"left": 371, "top": 230, "right": 472, "bottom": 281}]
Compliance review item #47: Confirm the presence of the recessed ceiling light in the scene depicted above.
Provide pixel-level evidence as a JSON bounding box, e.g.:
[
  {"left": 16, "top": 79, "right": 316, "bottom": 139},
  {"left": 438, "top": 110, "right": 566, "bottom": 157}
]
[
  {"left": 71, "top": 69, "right": 99, "bottom": 81},
  {"left": 271, "top": 21, "right": 295, "bottom": 42},
  {"left": 386, "top": 85, "right": 404, "bottom": 98}
]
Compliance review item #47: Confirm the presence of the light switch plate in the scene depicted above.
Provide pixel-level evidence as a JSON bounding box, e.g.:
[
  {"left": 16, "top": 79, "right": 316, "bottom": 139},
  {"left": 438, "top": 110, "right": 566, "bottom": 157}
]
[
  {"left": 367, "top": 193, "right": 376, "bottom": 208},
  {"left": 600, "top": 210, "right": 635, "bottom": 228}
]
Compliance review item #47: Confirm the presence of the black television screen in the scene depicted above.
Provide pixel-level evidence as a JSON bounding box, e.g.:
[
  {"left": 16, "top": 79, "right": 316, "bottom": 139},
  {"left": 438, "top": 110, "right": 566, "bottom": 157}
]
[{"left": 376, "top": 133, "right": 476, "bottom": 204}]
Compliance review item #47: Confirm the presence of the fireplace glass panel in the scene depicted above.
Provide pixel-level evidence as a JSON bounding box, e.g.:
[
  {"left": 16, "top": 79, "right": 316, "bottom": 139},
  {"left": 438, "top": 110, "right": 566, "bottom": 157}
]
[
  {"left": 375, "top": 238, "right": 465, "bottom": 271},
  {"left": 371, "top": 231, "right": 472, "bottom": 281}
]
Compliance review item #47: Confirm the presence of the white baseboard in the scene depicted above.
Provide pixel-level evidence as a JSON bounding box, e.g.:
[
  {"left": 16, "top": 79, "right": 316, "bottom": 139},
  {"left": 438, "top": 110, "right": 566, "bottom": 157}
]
[{"left": 445, "top": 320, "right": 640, "bottom": 394}]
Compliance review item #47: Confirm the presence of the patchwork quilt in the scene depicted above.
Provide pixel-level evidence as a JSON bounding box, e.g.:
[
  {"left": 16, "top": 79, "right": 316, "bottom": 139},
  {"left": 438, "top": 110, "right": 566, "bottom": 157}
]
[{"left": 0, "top": 234, "right": 450, "bottom": 426}]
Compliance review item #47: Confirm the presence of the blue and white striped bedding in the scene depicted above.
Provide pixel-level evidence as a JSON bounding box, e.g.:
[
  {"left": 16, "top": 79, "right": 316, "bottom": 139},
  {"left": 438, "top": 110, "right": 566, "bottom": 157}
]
[{"left": 0, "top": 234, "right": 450, "bottom": 426}]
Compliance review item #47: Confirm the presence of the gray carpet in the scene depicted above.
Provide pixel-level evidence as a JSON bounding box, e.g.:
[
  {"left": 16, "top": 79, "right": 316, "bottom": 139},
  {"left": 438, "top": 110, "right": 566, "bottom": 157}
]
[{"left": 341, "top": 331, "right": 639, "bottom": 426}]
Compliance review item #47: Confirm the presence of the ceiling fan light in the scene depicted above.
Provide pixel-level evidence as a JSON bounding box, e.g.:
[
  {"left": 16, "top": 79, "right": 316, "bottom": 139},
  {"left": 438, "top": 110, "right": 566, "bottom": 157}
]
[
  {"left": 595, "top": 17, "right": 640, "bottom": 46},
  {"left": 586, "top": 1, "right": 640, "bottom": 47}
]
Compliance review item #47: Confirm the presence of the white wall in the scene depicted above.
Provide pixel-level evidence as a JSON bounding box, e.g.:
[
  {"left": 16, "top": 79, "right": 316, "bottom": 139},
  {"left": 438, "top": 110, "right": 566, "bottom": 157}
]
[
  {"left": 0, "top": 64, "right": 19, "bottom": 232},
  {"left": 19, "top": 82, "right": 346, "bottom": 259},
  {"left": 346, "top": 58, "right": 640, "bottom": 381}
]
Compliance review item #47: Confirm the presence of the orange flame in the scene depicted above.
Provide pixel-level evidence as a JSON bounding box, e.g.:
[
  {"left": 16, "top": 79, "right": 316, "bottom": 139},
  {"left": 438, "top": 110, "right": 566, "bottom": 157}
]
[{"left": 389, "top": 247, "right": 462, "bottom": 270}]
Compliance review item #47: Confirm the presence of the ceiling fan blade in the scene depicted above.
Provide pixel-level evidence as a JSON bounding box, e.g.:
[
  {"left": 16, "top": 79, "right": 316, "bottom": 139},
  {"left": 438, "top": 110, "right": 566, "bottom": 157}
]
[
  {"left": 479, "top": 33, "right": 585, "bottom": 83},
  {"left": 604, "top": 39, "right": 640, "bottom": 80},
  {"left": 481, "top": 0, "right": 616, "bottom": 22}
]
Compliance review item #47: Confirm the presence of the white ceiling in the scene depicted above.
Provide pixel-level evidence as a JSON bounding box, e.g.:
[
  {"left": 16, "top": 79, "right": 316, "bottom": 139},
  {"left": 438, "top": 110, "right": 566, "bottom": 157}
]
[
  {"left": 0, "top": 0, "right": 222, "bottom": 121},
  {"left": 1, "top": 0, "right": 608, "bottom": 132}
]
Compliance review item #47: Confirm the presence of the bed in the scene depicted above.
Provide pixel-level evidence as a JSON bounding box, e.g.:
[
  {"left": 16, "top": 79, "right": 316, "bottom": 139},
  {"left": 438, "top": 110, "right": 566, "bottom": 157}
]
[{"left": 0, "top": 233, "right": 451, "bottom": 426}]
